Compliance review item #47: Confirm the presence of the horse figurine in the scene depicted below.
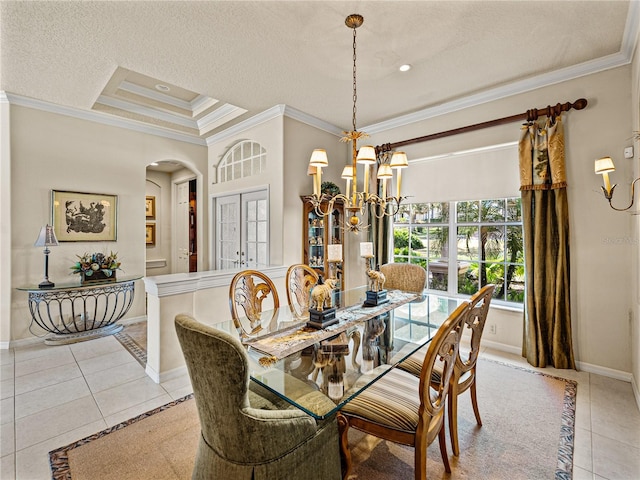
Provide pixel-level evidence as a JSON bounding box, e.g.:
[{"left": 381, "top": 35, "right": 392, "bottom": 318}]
[
  {"left": 310, "top": 278, "right": 338, "bottom": 312},
  {"left": 366, "top": 269, "right": 386, "bottom": 292}
]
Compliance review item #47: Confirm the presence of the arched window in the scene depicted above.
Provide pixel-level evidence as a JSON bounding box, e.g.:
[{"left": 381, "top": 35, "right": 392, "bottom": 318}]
[{"left": 218, "top": 140, "right": 266, "bottom": 183}]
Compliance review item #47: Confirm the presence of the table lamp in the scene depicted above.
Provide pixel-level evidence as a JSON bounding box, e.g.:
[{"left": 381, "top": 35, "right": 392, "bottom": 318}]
[{"left": 34, "top": 224, "right": 59, "bottom": 288}]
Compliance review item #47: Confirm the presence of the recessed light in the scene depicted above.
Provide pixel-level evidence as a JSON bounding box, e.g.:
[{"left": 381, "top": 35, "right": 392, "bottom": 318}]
[
  {"left": 399, "top": 64, "right": 412, "bottom": 72},
  {"left": 155, "top": 84, "right": 170, "bottom": 92},
  {"left": 149, "top": 162, "right": 159, "bottom": 166}
]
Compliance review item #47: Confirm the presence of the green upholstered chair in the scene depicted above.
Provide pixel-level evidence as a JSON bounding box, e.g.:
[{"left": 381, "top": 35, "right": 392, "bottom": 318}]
[
  {"left": 337, "top": 301, "right": 470, "bottom": 480},
  {"left": 399, "top": 284, "right": 495, "bottom": 456},
  {"left": 175, "top": 314, "right": 342, "bottom": 480}
]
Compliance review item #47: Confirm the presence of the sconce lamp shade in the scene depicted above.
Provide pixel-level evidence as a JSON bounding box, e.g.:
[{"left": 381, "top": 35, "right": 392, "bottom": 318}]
[
  {"left": 377, "top": 164, "right": 393, "bottom": 179},
  {"left": 309, "top": 149, "right": 329, "bottom": 168},
  {"left": 356, "top": 145, "right": 376, "bottom": 164},
  {"left": 390, "top": 151, "right": 409, "bottom": 169},
  {"left": 327, "top": 244, "right": 343, "bottom": 262},
  {"left": 595, "top": 156, "right": 615, "bottom": 174},
  {"left": 341, "top": 165, "right": 354, "bottom": 179},
  {"left": 34, "top": 225, "right": 59, "bottom": 247}
]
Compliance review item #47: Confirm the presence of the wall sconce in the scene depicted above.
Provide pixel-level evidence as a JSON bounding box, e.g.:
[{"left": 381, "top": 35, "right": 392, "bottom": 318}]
[
  {"left": 34, "top": 224, "right": 59, "bottom": 288},
  {"left": 595, "top": 156, "right": 640, "bottom": 211}
]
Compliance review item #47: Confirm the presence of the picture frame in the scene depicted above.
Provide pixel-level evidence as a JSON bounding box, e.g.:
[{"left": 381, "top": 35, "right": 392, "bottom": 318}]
[
  {"left": 145, "top": 223, "right": 156, "bottom": 246},
  {"left": 52, "top": 190, "right": 117, "bottom": 242},
  {"left": 145, "top": 196, "right": 156, "bottom": 218}
]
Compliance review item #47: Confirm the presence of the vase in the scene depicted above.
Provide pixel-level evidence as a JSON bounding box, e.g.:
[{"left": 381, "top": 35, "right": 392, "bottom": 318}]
[{"left": 81, "top": 270, "right": 116, "bottom": 284}]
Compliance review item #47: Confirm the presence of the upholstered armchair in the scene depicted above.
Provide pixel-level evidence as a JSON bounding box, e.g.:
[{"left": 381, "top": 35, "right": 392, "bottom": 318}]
[{"left": 175, "top": 314, "right": 342, "bottom": 480}]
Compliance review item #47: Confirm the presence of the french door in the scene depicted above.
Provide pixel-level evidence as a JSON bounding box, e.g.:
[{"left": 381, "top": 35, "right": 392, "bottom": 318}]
[{"left": 215, "top": 189, "right": 269, "bottom": 270}]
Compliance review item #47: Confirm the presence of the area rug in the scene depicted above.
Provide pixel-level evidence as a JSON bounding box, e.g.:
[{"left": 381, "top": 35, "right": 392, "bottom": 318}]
[
  {"left": 49, "top": 359, "right": 576, "bottom": 480},
  {"left": 114, "top": 321, "right": 147, "bottom": 366}
]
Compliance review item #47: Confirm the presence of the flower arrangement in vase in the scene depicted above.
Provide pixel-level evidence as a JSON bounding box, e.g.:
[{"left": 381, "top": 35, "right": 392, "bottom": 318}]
[{"left": 70, "top": 251, "right": 122, "bottom": 284}]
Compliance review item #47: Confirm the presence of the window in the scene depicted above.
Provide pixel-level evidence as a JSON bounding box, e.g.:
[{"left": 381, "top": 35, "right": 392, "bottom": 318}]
[
  {"left": 217, "top": 140, "right": 266, "bottom": 183},
  {"left": 392, "top": 198, "right": 524, "bottom": 304}
]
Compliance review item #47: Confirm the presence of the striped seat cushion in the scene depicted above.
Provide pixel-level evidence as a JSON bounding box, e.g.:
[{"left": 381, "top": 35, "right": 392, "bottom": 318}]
[{"left": 340, "top": 368, "right": 441, "bottom": 434}]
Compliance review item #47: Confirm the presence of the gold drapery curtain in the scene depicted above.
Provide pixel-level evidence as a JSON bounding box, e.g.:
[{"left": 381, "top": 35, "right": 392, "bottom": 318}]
[{"left": 519, "top": 115, "right": 576, "bottom": 369}]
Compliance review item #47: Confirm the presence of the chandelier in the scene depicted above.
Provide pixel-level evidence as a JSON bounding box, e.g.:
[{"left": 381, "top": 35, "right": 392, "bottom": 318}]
[{"left": 306, "top": 14, "right": 409, "bottom": 233}]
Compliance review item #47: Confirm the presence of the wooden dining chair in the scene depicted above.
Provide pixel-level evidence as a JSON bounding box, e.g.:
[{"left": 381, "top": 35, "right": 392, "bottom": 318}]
[
  {"left": 285, "top": 263, "right": 319, "bottom": 319},
  {"left": 399, "top": 284, "right": 495, "bottom": 456},
  {"left": 229, "top": 270, "right": 280, "bottom": 338},
  {"left": 337, "top": 301, "right": 470, "bottom": 480}
]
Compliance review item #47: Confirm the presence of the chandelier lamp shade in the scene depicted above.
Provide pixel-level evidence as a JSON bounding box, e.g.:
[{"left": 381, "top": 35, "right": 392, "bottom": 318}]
[
  {"left": 306, "top": 13, "right": 409, "bottom": 232},
  {"left": 595, "top": 156, "right": 640, "bottom": 211}
]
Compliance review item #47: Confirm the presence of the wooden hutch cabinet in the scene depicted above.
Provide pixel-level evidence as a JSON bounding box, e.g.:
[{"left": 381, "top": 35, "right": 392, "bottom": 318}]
[{"left": 301, "top": 196, "right": 345, "bottom": 291}]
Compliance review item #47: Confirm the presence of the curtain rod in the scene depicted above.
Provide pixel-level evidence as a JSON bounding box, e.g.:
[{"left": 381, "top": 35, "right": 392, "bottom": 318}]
[{"left": 376, "top": 98, "right": 588, "bottom": 153}]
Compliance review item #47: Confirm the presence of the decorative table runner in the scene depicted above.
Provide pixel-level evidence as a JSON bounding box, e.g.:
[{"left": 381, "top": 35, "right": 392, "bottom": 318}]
[{"left": 245, "top": 290, "right": 417, "bottom": 360}]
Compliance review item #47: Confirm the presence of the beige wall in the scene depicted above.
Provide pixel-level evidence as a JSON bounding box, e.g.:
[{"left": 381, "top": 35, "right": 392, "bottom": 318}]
[
  {"left": 366, "top": 65, "right": 634, "bottom": 376},
  {"left": 631, "top": 24, "right": 640, "bottom": 403},
  {"left": 145, "top": 171, "right": 172, "bottom": 275},
  {"left": 8, "top": 105, "right": 207, "bottom": 341}
]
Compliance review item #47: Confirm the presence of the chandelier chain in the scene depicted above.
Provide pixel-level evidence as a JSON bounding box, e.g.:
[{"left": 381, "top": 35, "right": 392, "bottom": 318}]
[{"left": 352, "top": 24, "right": 357, "bottom": 133}]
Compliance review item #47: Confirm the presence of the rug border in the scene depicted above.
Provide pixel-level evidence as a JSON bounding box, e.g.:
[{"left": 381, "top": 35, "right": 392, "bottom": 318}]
[
  {"left": 48, "top": 360, "right": 577, "bottom": 480},
  {"left": 48, "top": 394, "right": 194, "bottom": 480},
  {"left": 481, "top": 358, "right": 577, "bottom": 480}
]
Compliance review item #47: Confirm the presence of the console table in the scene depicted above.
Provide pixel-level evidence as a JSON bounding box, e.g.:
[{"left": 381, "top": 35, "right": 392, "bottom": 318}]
[{"left": 17, "top": 276, "right": 141, "bottom": 345}]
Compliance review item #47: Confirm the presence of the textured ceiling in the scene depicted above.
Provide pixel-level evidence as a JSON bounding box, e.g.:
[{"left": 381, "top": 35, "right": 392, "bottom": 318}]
[{"left": 0, "top": 1, "right": 635, "bottom": 141}]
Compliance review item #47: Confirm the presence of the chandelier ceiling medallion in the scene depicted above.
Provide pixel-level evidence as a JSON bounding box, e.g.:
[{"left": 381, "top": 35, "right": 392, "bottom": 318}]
[{"left": 306, "top": 14, "right": 409, "bottom": 233}]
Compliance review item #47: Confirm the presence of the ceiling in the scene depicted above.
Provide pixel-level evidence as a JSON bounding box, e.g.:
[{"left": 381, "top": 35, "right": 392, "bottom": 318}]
[{"left": 1, "top": 1, "right": 637, "bottom": 150}]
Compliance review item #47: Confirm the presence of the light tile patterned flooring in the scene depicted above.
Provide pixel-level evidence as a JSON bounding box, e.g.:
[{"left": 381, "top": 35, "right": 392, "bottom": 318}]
[{"left": 1, "top": 335, "right": 639, "bottom": 479}]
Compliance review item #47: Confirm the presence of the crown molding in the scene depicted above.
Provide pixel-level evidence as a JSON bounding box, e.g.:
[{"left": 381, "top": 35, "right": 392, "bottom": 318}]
[
  {"left": 281, "top": 105, "right": 344, "bottom": 137},
  {"left": 197, "top": 103, "right": 247, "bottom": 135},
  {"left": 95, "top": 94, "right": 198, "bottom": 129},
  {"left": 363, "top": 6, "right": 639, "bottom": 135},
  {"left": 363, "top": 51, "right": 632, "bottom": 135},
  {"left": 5, "top": 92, "right": 206, "bottom": 145},
  {"left": 119, "top": 80, "right": 196, "bottom": 111}
]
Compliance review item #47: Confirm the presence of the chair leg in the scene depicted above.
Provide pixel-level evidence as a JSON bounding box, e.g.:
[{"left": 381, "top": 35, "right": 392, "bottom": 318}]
[
  {"left": 448, "top": 387, "right": 460, "bottom": 456},
  {"left": 470, "top": 379, "right": 482, "bottom": 426},
  {"left": 337, "top": 413, "right": 352, "bottom": 480},
  {"left": 438, "top": 422, "right": 451, "bottom": 473}
]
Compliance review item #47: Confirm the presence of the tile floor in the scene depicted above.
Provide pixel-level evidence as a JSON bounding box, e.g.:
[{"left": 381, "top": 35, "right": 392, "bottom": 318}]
[{"left": 1, "top": 335, "right": 639, "bottom": 479}]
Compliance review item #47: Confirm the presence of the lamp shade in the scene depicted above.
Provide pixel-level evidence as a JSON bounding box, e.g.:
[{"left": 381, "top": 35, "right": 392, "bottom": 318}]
[
  {"left": 309, "top": 149, "right": 329, "bottom": 167},
  {"left": 34, "top": 225, "right": 59, "bottom": 247},
  {"left": 595, "top": 156, "right": 615, "bottom": 174},
  {"left": 360, "top": 241, "right": 373, "bottom": 257},
  {"left": 377, "top": 164, "right": 393, "bottom": 179},
  {"left": 327, "top": 244, "right": 343, "bottom": 262},
  {"left": 390, "top": 151, "right": 409, "bottom": 169},
  {"left": 341, "top": 165, "right": 354, "bottom": 179},
  {"left": 356, "top": 145, "right": 376, "bottom": 164}
]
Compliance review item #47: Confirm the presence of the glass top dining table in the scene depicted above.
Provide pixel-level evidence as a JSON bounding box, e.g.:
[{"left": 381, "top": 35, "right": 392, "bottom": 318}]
[{"left": 217, "top": 286, "right": 462, "bottom": 420}]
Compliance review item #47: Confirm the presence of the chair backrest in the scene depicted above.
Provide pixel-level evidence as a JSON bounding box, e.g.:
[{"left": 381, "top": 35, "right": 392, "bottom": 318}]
[
  {"left": 418, "top": 301, "right": 469, "bottom": 417},
  {"left": 457, "top": 284, "right": 495, "bottom": 375},
  {"left": 175, "top": 314, "right": 255, "bottom": 461},
  {"left": 285, "top": 264, "right": 319, "bottom": 319},
  {"left": 229, "top": 270, "right": 280, "bottom": 337},
  {"left": 379, "top": 263, "right": 426, "bottom": 294}
]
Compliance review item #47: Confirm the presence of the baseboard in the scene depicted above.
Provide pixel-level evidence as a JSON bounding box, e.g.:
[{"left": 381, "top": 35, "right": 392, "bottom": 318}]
[
  {"left": 145, "top": 363, "right": 188, "bottom": 385},
  {"left": 632, "top": 376, "right": 640, "bottom": 413},
  {"left": 481, "top": 339, "right": 522, "bottom": 356},
  {"left": 5, "top": 315, "right": 147, "bottom": 350},
  {"left": 575, "top": 360, "right": 633, "bottom": 382}
]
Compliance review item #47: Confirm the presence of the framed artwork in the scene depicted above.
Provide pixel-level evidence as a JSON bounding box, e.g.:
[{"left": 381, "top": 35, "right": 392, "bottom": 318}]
[
  {"left": 52, "top": 190, "right": 117, "bottom": 242},
  {"left": 146, "top": 223, "right": 156, "bottom": 246},
  {"left": 145, "top": 196, "right": 156, "bottom": 218}
]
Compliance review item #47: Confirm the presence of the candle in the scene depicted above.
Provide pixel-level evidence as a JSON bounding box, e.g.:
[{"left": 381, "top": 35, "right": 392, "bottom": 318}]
[{"left": 360, "top": 242, "right": 373, "bottom": 258}]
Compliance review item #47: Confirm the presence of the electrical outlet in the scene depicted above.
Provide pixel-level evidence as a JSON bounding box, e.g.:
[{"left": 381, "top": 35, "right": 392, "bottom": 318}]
[
  {"left": 624, "top": 146, "right": 634, "bottom": 159},
  {"left": 489, "top": 324, "right": 497, "bottom": 334}
]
